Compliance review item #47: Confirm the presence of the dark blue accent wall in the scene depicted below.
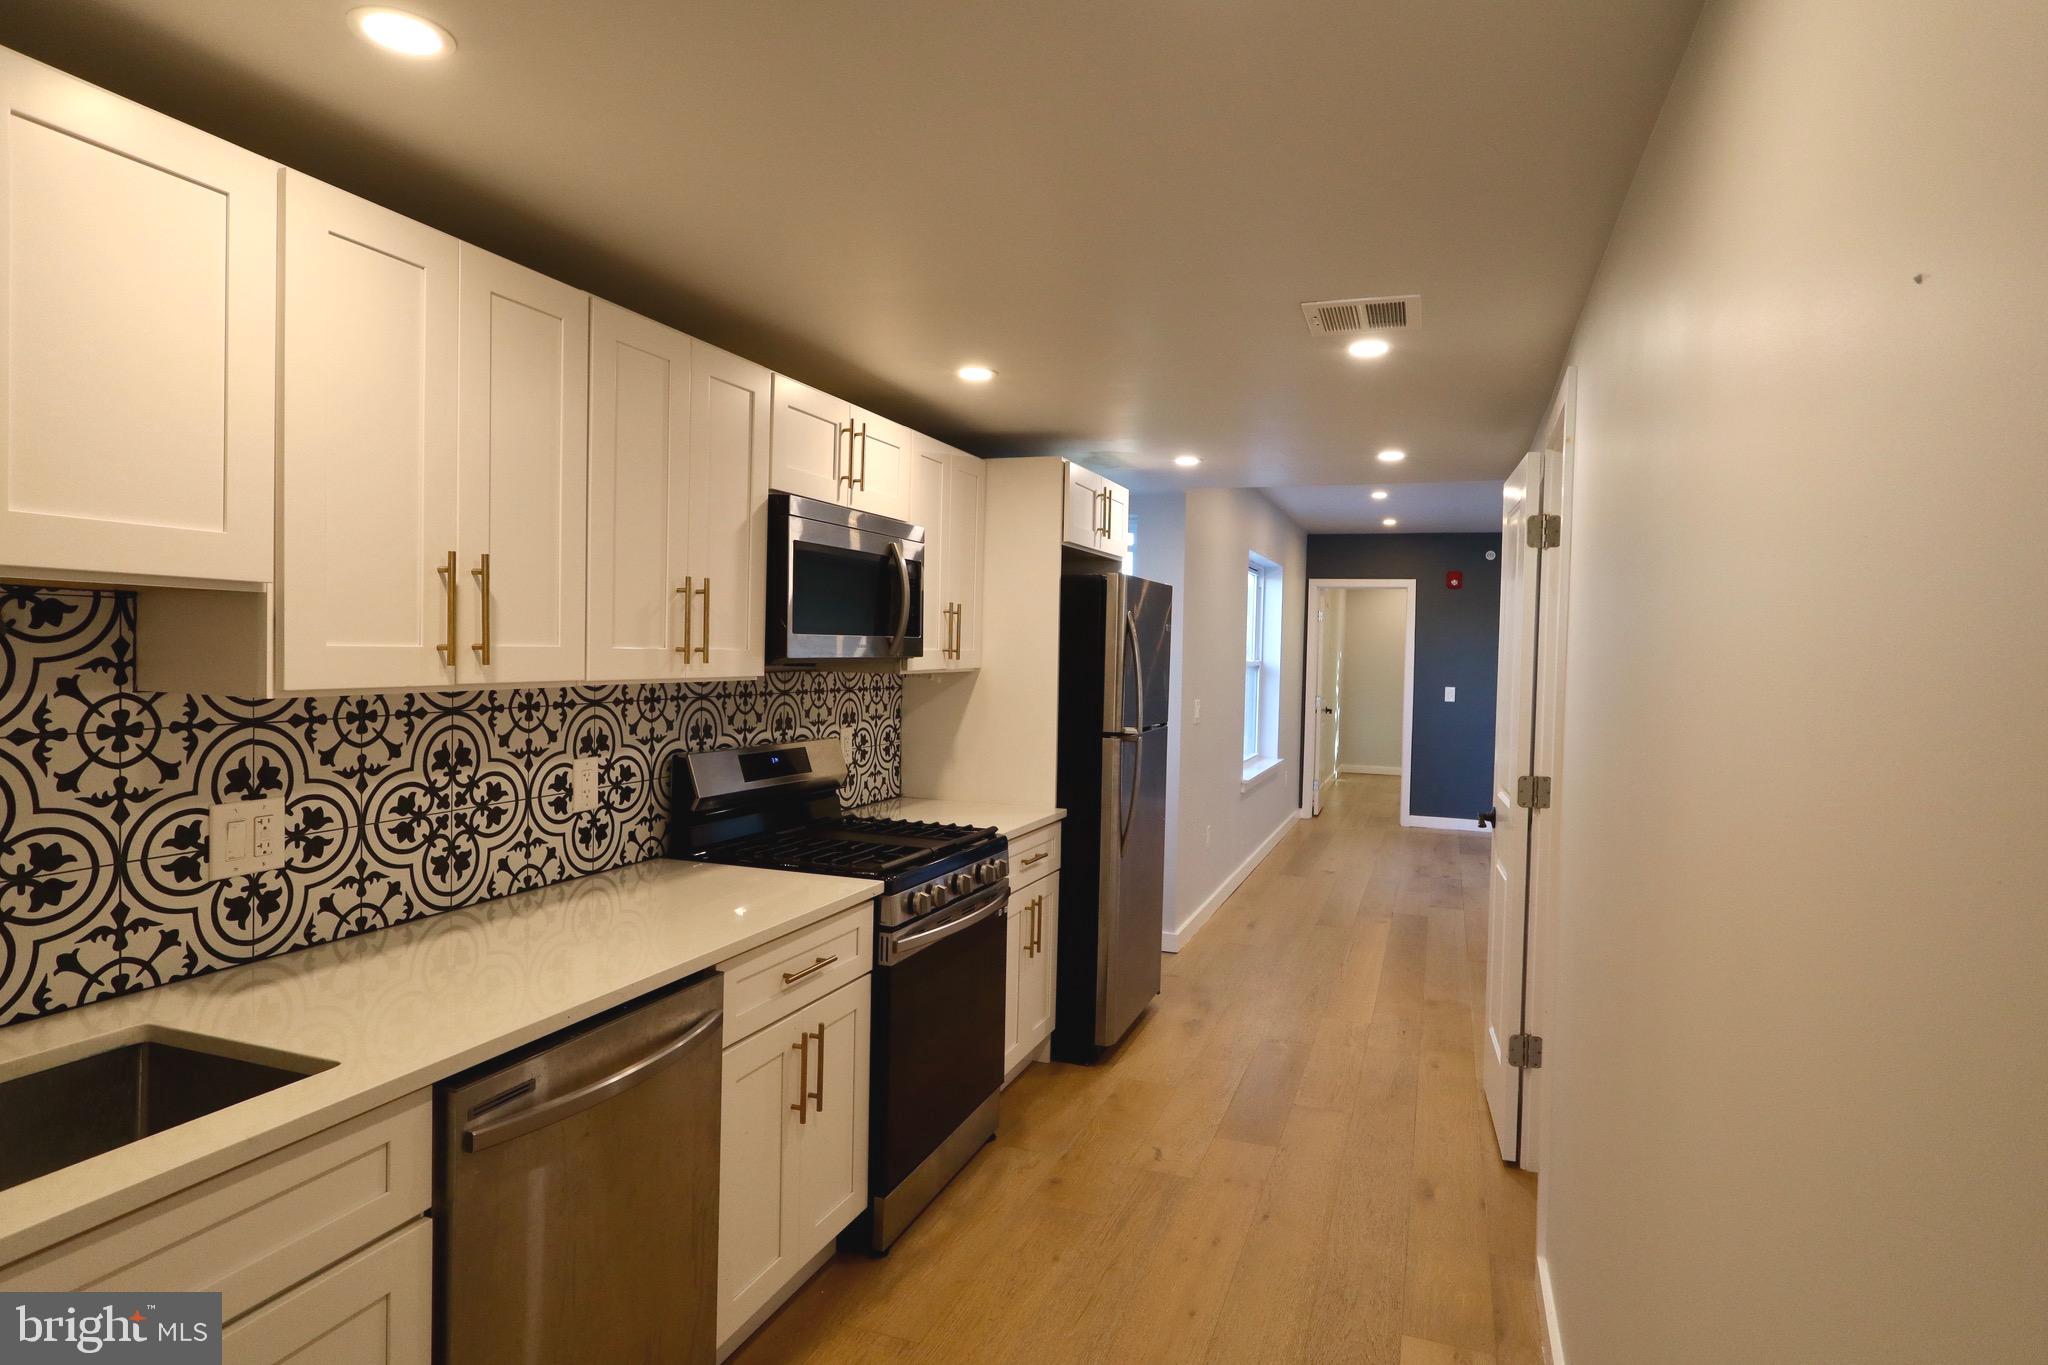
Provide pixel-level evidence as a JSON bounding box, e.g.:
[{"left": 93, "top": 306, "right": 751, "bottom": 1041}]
[{"left": 1305, "top": 533, "right": 1500, "bottom": 821}]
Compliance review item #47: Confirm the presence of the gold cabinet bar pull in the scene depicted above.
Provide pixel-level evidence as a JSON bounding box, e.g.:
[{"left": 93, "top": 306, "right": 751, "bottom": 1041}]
[
  {"left": 780, "top": 954, "right": 838, "bottom": 986},
  {"left": 1019, "top": 850, "right": 1048, "bottom": 867},
  {"left": 856, "top": 423, "right": 869, "bottom": 491},
  {"left": 697, "top": 577, "right": 712, "bottom": 661},
  {"left": 469, "top": 552, "right": 492, "bottom": 665},
  {"left": 836, "top": 424, "right": 851, "bottom": 491},
  {"left": 790, "top": 1031, "right": 809, "bottom": 1124},
  {"left": 807, "top": 1023, "right": 826, "bottom": 1113},
  {"left": 1032, "top": 895, "right": 1044, "bottom": 955},
  {"left": 436, "top": 550, "right": 458, "bottom": 665},
  {"left": 676, "top": 578, "right": 693, "bottom": 655}
]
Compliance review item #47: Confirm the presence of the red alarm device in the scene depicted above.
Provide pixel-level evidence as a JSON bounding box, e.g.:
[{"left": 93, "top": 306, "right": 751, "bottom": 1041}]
[{"left": 1446, "top": 570, "right": 1464, "bottom": 590}]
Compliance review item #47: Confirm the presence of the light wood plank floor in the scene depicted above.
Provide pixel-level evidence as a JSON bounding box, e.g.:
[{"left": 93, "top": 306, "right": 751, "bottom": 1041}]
[{"left": 731, "top": 775, "right": 1541, "bottom": 1365}]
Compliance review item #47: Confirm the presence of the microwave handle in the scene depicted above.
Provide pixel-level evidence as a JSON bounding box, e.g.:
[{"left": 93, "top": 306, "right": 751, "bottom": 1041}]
[{"left": 886, "top": 540, "right": 912, "bottom": 652}]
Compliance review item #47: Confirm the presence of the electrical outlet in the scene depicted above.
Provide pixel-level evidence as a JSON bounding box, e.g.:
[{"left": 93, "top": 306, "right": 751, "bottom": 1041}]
[
  {"left": 208, "top": 799, "right": 284, "bottom": 880},
  {"left": 1191, "top": 698, "right": 1202, "bottom": 724},
  {"left": 571, "top": 757, "right": 602, "bottom": 813},
  {"left": 1444, "top": 686, "right": 1456, "bottom": 703},
  {"left": 1205, "top": 824, "right": 1213, "bottom": 849}
]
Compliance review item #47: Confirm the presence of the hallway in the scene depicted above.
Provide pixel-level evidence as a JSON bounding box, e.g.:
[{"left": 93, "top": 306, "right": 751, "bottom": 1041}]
[{"left": 732, "top": 775, "right": 1542, "bottom": 1364}]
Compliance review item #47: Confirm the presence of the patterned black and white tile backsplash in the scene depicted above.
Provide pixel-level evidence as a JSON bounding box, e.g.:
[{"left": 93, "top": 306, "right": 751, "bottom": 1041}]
[{"left": 0, "top": 585, "right": 901, "bottom": 1026}]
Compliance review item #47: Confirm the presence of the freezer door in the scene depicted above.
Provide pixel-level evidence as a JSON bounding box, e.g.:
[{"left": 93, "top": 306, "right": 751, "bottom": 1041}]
[
  {"left": 1097, "top": 728, "right": 1167, "bottom": 1045},
  {"left": 1105, "top": 575, "right": 1175, "bottom": 734}
]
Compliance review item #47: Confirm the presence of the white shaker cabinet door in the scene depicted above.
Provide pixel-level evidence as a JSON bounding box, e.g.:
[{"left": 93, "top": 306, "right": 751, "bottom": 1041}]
[
  {"left": 1017, "top": 880, "right": 1059, "bottom": 1052},
  {"left": 789, "top": 975, "right": 871, "bottom": 1255},
  {"left": 903, "top": 438, "right": 948, "bottom": 674},
  {"left": 847, "top": 408, "right": 910, "bottom": 521},
  {"left": 0, "top": 49, "right": 276, "bottom": 584},
  {"left": 943, "top": 448, "right": 986, "bottom": 670},
  {"left": 586, "top": 300, "right": 691, "bottom": 681},
  {"left": 455, "top": 246, "right": 589, "bottom": 685},
  {"left": 770, "top": 376, "right": 851, "bottom": 506},
  {"left": 279, "top": 172, "right": 460, "bottom": 693},
  {"left": 718, "top": 1014, "right": 804, "bottom": 1347},
  {"left": 219, "top": 1220, "right": 431, "bottom": 1365},
  {"left": 687, "top": 342, "right": 772, "bottom": 680}
]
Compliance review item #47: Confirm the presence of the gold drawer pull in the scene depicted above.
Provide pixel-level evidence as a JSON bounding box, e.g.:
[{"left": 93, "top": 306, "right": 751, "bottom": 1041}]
[
  {"left": 676, "top": 578, "right": 692, "bottom": 655},
  {"left": 1019, "top": 851, "right": 1049, "bottom": 867},
  {"left": 696, "top": 577, "right": 712, "bottom": 661},
  {"left": 781, "top": 954, "right": 838, "bottom": 986}
]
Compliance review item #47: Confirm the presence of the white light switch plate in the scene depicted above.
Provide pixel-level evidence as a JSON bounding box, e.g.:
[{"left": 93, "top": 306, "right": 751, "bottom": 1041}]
[
  {"left": 208, "top": 799, "right": 284, "bottom": 881},
  {"left": 571, "top": 757, "right": 602, "bottom": 813},
  {"left": 1444, "top": 686, "right": 1456, "bottom": 702}
]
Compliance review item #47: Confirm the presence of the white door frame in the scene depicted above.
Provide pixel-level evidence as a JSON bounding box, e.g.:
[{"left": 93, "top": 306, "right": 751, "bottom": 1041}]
[{"left": 1300, "top": 578, "right": 1415, "bottom": 822}]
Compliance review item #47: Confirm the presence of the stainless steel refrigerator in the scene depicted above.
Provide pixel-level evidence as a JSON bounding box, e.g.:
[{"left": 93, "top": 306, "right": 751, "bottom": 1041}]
[{"left": 1053, "top": 572, "right": 1172, "bottom": 1061}]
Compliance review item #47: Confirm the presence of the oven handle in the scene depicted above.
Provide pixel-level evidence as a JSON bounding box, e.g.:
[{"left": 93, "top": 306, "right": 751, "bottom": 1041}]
[
  {"left": 886, "top": 539, "right": 913, "bottom": 653},
  {"left": 879, "top": 885, "right": 1005, "bottom": 965}
]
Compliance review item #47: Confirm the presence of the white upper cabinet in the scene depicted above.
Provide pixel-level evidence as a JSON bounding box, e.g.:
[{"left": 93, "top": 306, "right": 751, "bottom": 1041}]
[
  {"left": 0, "top": 49, "right": 276, "bottom": 584},
  {"left": 1061, "top": 460, "right": 1128, "bottom": 559},
  {"left": 279, "top": 173, "right": 460, "bottom": 693},
  {"left": 941, "top": 446, "right": 986, "bottom": 670},
  {"left": 846, "top": 408, "right": 909, "bottom": 521},
  {"left": 587, "top": 306, "right": 770, "bottom": 683},
  {"left": 686, "top": 341, "right": 772, "bottom": 680},
  {"left": 904, "top": 440, "right": 949, "bottom": 675},
  {"left": 907, "top": 437, "right": 986, "bottom": 673},
  {"left": 586, "top": 301, "right": 691, "bottom": 681},
  {"left": 770, "top": 376, "right": 852, "bottom": 505},
  {"left": 456, "top": 247, "right": 589, "bottom": 686}
]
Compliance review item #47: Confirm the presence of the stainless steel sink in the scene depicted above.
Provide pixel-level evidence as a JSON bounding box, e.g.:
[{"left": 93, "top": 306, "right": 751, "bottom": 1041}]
[{"left": 0, "top": 1030, "right": 336, "bottom": 1193}]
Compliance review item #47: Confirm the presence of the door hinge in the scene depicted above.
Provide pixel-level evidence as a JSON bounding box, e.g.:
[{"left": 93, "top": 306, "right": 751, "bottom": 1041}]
[
  {"left": 1507, "top": 1033, "right": 1544, "bottom": 1069},
  {"left": 1515, "top": 775, "right": 1552, "bottom": 810},
  {"left": 1526, "top": 513, "right": 1561, "bottom": 549}
]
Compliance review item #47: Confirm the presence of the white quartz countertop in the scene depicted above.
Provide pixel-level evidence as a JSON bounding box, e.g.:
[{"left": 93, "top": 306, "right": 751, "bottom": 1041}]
[
  {"left": 852, "top": 797, "right": 1063, "bottom": 840},
  {"left": 0, "top": 859, "right": 879, "bottom": 1267}
]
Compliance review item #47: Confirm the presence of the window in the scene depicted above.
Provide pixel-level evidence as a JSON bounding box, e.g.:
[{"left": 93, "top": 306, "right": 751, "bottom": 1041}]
[{"left": 1243, "top": 554, "right": 1283, "bottom": 784}]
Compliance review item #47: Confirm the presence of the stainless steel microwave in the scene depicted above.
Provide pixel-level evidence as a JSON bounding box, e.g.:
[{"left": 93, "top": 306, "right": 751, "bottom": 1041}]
[{"left": 767, "top": 493, "right": 926, "bottom": 663}]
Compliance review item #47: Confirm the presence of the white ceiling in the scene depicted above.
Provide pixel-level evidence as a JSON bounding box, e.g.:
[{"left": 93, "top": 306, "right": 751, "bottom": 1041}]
[
  {"left": 1265, "top": 481, "right": 1505, "bottom": 535},
  {"left": 0, "top": 0, "right": 1701, "bottom": 491}
]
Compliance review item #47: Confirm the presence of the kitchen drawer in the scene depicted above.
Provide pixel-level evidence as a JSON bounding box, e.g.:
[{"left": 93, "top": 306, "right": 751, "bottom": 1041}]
[
  {"left": 719, "top": 904, "right": 872, "bottom": 1045},
  {"left": 0, "top": 1092, "right": 430, "bottom": 1322},
  {"left": 220, "top": 1217, "right": 430, "bottom": 1365},
  {"left": 1009, "top": 821, "right": 1062, "bottom": 887}
]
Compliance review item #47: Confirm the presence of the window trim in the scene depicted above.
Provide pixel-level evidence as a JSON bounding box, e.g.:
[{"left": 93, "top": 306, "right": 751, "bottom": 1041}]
[{"left": 1242, "top": 553, "right": 1283, "bottom": 785}]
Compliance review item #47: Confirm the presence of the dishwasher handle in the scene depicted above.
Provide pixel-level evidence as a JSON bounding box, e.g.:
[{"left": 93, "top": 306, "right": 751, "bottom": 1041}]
[{"left": 462, "top": 1007, "right": 723, "bottom": 1153}]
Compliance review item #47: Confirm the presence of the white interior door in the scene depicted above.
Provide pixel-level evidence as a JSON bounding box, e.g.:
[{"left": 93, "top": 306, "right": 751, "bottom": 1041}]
[
  {"left": 1484, "top": 452, "right": 1542, "bottom": 1163},
  {"left": 1310, "top": 588, "right": 1345, "bottom": 816}
]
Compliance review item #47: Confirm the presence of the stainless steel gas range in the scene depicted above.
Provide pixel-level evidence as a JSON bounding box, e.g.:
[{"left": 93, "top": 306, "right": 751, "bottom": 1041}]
[{"left": 667, "top": 737, "right": 1007, "bottom": 1252}]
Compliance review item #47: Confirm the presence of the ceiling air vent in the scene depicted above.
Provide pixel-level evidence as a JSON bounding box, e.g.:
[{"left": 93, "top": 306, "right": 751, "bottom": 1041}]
[{"left": 1300, "top": 294, "right": 1420, "bottom": 336}]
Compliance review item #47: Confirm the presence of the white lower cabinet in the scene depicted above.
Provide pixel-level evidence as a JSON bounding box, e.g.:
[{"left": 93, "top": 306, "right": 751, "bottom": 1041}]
[
  {"left": 1005, "top": 875, "right": 1060, "bottom": 1076},
  {"left": 717, "top": 971, "right": 871, "bottom": 1348},
  {"left": 219, "top": 1219, "right": 431, "bottom": 1365}
]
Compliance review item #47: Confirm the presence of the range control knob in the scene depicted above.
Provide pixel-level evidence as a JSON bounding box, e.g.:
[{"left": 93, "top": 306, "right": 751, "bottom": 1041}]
[
  {"left": 909, "top": 889, "right": 934, "bottom": 916},
  {"left": 975, "top": 862, "right": 996, "bottom": 886},
  {"left": 952, "top": 872, "right": 976, "bottom": 896}
]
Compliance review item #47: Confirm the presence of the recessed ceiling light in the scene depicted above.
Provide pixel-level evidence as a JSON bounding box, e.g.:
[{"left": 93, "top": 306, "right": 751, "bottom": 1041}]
[
  {"left": 1173, "top": 454, "right": 1201, "bottom": 468},
  {"left": 1346, "top": 337, "right": 1392, "bottom": 359},
  {"left": 956, "top": 365, "right": 995, "bottom": 383},
  {"left": 1382, "top": 517, "right": 1398, "bottom": 527},
  {"left": 349, "top": 7, "right": 454, "bottom": 57},
  {"left": 1370, "top": 489, "right": 1389, "bottom": 501},
  {"left": 1376, "top": 448, "right": 1406, "bottom": 463}
]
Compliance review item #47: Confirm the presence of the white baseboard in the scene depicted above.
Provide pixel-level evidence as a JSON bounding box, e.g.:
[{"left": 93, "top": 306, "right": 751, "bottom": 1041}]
[
  {"left": 1339, "top": 763, "right": 1402, "bottom": 775},
  {"left": 1161, "top": 813, "right": 1293, "bottom": 952},
  {"left": 1401, "top": 812, "right": 1489, "bottom": 834},
  {"left": 1538, "top": 1253, "right": 1566, "bottom": 1365}
]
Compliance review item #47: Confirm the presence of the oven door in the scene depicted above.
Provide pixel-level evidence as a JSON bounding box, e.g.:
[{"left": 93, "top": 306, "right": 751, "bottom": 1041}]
[
  {"left": 770, "top": 494, "right": 926, "bottom": 662},
  {"left": 869, "top": 885, "right": 1005, "bottom": 1216}
]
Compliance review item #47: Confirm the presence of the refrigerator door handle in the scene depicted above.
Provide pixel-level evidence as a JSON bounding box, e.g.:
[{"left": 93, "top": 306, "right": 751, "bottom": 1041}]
[
  {"left": 1123, "top": 609, "right": 1143, "bottom": 733},
  {"left": 1117, "top": 731, "right": 1140, "bottom": 847}
]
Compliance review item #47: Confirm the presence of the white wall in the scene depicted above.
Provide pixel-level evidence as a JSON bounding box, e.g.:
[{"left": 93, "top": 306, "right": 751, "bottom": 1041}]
[
  {"left": 1136, "top": 487, "right": 1306, "bottom": 947},
  {"left": 1337, "top": 587, "right": 1404, "bottom": 771},
  {"left": 1539, "top": 4, "right": 2048, "bottom": 1363}
]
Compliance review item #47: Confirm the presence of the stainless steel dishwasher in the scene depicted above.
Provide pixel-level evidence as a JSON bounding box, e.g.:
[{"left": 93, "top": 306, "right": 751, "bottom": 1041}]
[{"left": 435, "top": 971, "right": 723, "bottom": 1364}]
